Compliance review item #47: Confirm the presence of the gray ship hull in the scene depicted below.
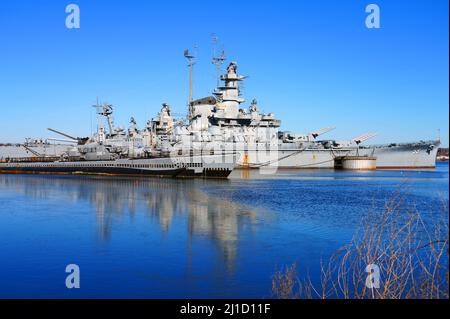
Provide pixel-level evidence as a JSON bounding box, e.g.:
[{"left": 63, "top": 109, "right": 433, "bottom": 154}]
[
  {"left": 0, "top": 155, "right": 235, "bottom": 179},
  {"left": 357, "top": 140, "right": 439, "bottom": 169},
  {"left": 2, "top": 140, "right": 439, "bottom": 170},
  {"left": 230, "top": 140, "right": 439, "bottom": 169},
  {"left": 239, "top": 148, "right": 349, "bottom": 169}
]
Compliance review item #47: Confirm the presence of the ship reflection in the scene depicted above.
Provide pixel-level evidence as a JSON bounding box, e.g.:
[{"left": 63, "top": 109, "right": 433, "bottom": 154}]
[{"left": 0, "top": 175, "right": 258, "bottom": 269}]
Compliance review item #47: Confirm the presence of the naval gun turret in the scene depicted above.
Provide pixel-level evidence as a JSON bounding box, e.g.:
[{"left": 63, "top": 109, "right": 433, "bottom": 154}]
[
  {"left": 319, "top": 132, "right": 378, "bottom": 149},
  {"left": 278, "top": 127, "right": 336, "bottom": 143}
]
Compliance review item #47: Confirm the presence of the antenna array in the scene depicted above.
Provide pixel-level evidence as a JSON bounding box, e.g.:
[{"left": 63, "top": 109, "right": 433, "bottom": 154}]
[{"left": 211, "top": 34, "right": 226, "bottom": 87}]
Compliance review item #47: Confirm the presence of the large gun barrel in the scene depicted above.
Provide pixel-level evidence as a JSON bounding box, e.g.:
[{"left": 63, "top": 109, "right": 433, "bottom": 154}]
[
  {"left": 47, "top": 138, "right": 78, "bottom": 144},
  {"left": 47, "top": 128, "right": 78, "bottom": 141},
  {"left": 310, "top": 127, "right": 336, "bottom": 139},
  {"left": 352, "top": 132, "right": 378, "bottom": 145},
  {"left": 47, "top": 128, "right": 89, "bottom": 145}
]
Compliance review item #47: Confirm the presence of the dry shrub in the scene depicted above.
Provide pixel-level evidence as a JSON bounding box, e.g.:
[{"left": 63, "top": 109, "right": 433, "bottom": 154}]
[
  {"left": 271, "top": 263, "right": 313, "bottom": 299},
  {"left": 272, "top": 194, "right": 449, "bottom": 299}
]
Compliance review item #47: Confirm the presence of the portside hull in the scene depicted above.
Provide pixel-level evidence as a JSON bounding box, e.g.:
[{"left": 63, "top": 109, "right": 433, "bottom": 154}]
[
  {"left": 229, "top": 141, "right": 439, "bottom": 169},
  {"left": 0, "top": 166, "right": 184, "bottom": 177},
  {"left": 176, "top": 168, "right": 233, "bottom": 178},
  {"left": 2, "top": 140, "right": 439, "bottom": 170},
  {"left": 0, "top": 166, "right": 233, "bottom": 179},
  {"left": 0, "top": 155, "right": 235, "bottom": 179},
  {"left": 358, "top": 143, "right": 439, "bottom": 169},
  {"left": 238, "top": 148, "right": 350, "bottom": 169}
]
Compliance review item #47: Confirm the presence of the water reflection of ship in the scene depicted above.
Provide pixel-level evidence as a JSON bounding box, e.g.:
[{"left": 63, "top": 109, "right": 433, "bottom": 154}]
[
  {"left": 0, "top": 175, "right": 258, "bottom": 268},
  {"left": 187, "top": 189, "right": 258, "bottom": 268}
]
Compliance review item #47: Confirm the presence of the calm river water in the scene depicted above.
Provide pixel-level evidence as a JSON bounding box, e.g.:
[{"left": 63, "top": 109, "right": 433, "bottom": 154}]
[{"left": 0, "top": 163, "right": 448, "bottom": 298}]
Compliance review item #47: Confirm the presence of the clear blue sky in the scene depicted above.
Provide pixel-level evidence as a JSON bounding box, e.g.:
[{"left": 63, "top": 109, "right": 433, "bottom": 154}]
[{"left": 0, "top": 0, "right": 448, "bottom": 146}]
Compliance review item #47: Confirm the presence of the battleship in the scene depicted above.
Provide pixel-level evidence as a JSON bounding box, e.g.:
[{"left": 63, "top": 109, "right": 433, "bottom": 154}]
[
  {"left": 0, "top": 103, "right": 236, "bottom": 179},
  {"left": 178, "top": 57, "right": 439, "bottom": 169},
  {"left": 0, "top": 51, "right": 440, "bottom": 170}
]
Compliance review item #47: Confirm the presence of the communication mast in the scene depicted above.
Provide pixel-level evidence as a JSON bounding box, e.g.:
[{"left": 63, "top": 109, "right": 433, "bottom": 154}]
[
  {"left": 211, "top": 34, "right": 226, "bottom": 88},
  {"left": 92, "top": 97, "right": 102, "bottom": 134},
  {"left": 92, "top": 98, "right": 115, "bottom": 135},
  {"left": 184, "top": 47, "right": 197, "bottom": 120}
]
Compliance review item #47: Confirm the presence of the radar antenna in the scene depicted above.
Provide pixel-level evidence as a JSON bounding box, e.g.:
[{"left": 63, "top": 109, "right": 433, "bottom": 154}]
[
  {"left": 92, "top": 97, "right": 102, "bottom": 114},
  {"left": 92, "top": 99, "right": 115, "bottom": 135},
  {"left": 211, "top": 34, "right": 226, "bottom": 88}
]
